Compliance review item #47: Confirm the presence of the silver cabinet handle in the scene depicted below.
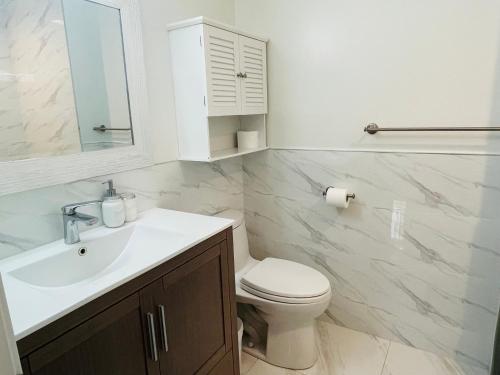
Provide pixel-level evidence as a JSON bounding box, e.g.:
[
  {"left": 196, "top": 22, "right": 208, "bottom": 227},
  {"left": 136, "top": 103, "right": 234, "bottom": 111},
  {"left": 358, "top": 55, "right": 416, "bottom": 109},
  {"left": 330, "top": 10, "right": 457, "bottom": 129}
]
[
  {"left": 146, "top": 312, "right": 159, "bottom": 362},
  {"left": 158, "top": 305, "right": 169, "bottom": 352}
]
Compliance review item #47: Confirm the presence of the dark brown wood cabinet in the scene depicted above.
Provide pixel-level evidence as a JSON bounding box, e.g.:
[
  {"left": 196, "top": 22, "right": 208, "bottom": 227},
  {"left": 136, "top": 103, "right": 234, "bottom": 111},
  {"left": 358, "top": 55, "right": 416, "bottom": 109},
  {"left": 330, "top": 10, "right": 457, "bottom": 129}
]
[
  {"left": 27, "top": 294, "right": 152, "bottom": 375},
  {"left": 18, "top": 229, "right": 239, "bottom": 375}
]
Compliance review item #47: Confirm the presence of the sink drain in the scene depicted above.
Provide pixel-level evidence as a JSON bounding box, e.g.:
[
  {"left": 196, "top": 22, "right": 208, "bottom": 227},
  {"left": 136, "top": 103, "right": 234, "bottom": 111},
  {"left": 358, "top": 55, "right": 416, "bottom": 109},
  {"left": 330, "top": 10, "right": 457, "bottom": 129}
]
[{"left": 78, "top": 247, "right": 88, "bottom": 256}]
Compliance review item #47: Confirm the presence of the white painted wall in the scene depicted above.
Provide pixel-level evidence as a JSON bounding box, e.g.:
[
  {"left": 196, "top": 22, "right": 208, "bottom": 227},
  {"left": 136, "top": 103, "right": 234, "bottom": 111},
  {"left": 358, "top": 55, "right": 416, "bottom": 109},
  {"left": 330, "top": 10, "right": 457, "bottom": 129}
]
[
  {"left": 235, "top": 0, "right": 500, "bottom": 154},
  {"left": 138, "top": 0, "right": 235, "bottom": 162}
]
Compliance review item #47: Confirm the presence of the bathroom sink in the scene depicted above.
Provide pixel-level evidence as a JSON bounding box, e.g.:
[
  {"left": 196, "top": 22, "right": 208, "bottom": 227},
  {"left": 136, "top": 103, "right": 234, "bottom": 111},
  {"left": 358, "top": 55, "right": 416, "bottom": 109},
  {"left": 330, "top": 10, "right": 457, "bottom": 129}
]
[
  {"left": 0, "top": 208, "right": 233, "bottom": 339},
  {"left": 9, "top": 226, "right": 135, "bottom": 288},
  {"left": 5, "top": 209, "right": 221, "bottom": 289},
  {"left": 8, "top": 223, "right": 192, "bottom": 288}
]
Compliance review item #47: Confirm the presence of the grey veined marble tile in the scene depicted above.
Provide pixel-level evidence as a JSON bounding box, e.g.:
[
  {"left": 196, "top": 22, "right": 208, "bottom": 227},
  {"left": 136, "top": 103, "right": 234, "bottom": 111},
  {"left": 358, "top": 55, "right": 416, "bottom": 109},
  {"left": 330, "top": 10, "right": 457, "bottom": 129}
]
[
  {"left": 243, "top": 150, "right": 500, "bottom": 374},
  {"left": 241, "top": 318, "right": 473, "bottom": 375},
  {"left": 301, "top": 317, "right": 390, "bottom": 375},
  {"left": 381, "top": 342, "right": 477, "bottom": 375},
  {"left": 0, "top": 158, "right": 244, "bottom": 261},
  {"left": 0, "top": 0, "right": 81, "bottom": 161},
  {"left": 241, "top": 352, "right": 259, "bottom": 375}
]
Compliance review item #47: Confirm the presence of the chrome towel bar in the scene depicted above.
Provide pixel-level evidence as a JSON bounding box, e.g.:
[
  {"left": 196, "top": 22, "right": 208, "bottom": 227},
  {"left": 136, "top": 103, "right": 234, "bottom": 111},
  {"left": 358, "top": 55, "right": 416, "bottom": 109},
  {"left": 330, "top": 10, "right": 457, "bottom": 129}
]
[
  {"left": 93, "top": 125, "right": 132, "bottom": 132},
  {"left": 364, "top": 123, "right": 500, "bottom": 135}
]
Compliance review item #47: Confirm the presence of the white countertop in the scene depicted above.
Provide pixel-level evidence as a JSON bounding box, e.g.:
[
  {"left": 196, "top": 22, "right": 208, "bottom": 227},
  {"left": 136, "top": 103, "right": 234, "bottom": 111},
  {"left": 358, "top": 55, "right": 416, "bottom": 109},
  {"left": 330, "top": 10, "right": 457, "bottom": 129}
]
[{"left": 0, "top": 208, "right": 232, "bottom": 340}]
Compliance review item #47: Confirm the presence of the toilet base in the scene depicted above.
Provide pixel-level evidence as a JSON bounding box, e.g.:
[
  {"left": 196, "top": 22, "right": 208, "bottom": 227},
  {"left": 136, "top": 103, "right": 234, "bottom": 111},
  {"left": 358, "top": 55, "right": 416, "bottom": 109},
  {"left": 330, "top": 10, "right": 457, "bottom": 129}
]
[
  {"left": 267, "top": 319, "right": 318, "bottom": 369},
  {"left": 242, "top": 319, "right": 318, "bottom": 370}
]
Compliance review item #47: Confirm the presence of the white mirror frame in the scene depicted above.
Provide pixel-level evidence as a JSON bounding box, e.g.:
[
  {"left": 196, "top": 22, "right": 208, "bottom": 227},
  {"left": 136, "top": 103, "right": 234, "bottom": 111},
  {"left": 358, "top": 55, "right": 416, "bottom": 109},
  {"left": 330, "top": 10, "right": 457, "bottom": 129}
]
[{"left": 0, "top": 0, "right": 153, "bottom": 197}]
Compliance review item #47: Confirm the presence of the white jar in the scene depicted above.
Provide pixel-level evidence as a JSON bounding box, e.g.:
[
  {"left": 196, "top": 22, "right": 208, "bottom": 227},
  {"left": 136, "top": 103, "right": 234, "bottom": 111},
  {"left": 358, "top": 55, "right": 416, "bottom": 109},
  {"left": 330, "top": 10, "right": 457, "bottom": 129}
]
[
  {"left": 102, "top": 196, "right": 125, "bottom": 228},
  {"left": 121, "top": 192, "right": 138, "bottom": 222}
]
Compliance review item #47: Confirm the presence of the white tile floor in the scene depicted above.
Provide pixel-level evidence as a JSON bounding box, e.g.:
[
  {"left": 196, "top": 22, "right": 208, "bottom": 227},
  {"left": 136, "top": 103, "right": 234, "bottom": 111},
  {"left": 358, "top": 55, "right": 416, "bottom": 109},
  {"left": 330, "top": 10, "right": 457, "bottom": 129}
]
[{"left": 240, "top": 316, "right": 467, "bottom": 375}]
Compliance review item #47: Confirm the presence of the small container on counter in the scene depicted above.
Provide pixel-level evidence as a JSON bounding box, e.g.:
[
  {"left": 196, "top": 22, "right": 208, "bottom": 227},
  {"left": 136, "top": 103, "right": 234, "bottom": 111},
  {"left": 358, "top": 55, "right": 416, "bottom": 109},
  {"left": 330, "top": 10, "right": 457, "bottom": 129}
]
[
  {"left": 102, "top": 196, "right": 125, "bottom": 228},
  {"left": 121, "top": 192, "right": 138, "bottom": 222},
  {"left": 102, "top": 180, "right": 125, "bottom": 228}
]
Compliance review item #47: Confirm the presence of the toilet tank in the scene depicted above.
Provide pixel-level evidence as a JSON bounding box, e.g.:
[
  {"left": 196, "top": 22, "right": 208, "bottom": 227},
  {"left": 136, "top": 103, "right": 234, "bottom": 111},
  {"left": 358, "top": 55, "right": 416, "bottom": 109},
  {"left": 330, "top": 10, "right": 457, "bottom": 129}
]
[{"left": 215, "top": 210, "right": 250, "bottom": 273}]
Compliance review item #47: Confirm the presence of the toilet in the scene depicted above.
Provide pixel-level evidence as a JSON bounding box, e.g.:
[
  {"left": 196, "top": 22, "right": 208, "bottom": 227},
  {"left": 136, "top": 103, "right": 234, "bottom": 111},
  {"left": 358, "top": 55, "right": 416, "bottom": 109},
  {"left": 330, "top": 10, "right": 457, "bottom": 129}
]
[{"left": 215, "top": 210, "right": 332, "bottom": 370}]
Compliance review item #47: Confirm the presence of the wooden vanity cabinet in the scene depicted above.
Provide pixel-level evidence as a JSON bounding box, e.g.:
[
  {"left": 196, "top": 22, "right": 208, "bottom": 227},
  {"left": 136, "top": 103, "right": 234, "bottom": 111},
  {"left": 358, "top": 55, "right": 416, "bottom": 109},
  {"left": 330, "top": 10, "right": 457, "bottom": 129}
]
[
  {"left": 18, "top": 229, "right": 239, "bottom": 375},
  {"left": 23, "top": 294, "right": 153, "bottom": 375}
]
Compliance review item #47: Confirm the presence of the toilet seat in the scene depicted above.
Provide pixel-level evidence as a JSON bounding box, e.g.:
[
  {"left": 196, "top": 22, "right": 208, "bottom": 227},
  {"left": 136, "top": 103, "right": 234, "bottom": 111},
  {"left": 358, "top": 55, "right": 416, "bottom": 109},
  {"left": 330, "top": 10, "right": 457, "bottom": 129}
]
[
  {"left": 241, "top": 283, "right": 330, "bottom": 304},
  {"left": 240, "top": 258, "right": 331, "bottom": 304}
]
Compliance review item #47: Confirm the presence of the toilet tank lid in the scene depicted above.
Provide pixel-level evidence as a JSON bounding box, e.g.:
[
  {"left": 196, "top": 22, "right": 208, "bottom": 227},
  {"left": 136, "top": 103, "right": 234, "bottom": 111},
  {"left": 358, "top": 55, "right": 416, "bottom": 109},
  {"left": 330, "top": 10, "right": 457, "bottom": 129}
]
[{"left": 214, "top": 209, "right": 244, "bottom": 229}]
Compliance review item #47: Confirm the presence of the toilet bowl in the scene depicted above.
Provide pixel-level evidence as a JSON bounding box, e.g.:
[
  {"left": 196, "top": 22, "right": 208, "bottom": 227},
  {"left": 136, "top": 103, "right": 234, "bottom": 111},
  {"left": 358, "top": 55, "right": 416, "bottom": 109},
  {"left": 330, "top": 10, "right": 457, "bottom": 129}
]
[{"left": 215, "top": 210, "right": 332, "bottom": 370}]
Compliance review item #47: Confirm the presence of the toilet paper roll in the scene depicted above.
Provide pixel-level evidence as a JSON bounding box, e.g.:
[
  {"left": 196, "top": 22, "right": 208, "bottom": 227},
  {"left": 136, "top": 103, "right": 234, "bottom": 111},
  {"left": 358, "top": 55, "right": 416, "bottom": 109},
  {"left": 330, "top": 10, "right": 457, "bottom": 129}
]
[
  {"left": 237, "top": 131, "right": 259, "bottom": 150},
  {"left": 325, "top": 187, "right": 350, "bottom": 208}
]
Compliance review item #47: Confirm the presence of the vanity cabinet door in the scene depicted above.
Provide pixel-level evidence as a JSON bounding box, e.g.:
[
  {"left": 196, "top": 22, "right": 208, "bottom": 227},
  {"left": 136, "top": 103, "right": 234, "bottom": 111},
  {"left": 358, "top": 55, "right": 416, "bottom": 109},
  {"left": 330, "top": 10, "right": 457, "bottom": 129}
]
[
  {"left": 26, "top": 294, "right": 156, "bottom": 375},
  {"left": 21, "top": 358, "right": 31, "bottom": 375},
  {"left": 159, "top": 242, "right": 234, "bottom": 375}
]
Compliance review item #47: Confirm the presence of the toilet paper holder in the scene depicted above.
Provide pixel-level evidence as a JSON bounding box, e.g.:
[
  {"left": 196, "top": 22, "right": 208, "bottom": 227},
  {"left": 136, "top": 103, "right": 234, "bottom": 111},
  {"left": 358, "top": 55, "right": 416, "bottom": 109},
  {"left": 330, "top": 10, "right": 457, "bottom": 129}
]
[{"left": 322, "top": 186, "right": 356, "bottom": 201}]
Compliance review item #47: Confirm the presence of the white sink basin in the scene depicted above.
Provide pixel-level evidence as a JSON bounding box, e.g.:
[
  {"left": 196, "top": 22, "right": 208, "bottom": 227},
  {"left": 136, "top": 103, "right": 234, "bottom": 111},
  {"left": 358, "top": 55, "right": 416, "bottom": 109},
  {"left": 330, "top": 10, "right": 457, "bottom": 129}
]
[
  {"left": 0, "top": 208, "right": 233, "bottom": 340},
  {"left": 10, "top": 226, "right": 135, "bottom": 288}
]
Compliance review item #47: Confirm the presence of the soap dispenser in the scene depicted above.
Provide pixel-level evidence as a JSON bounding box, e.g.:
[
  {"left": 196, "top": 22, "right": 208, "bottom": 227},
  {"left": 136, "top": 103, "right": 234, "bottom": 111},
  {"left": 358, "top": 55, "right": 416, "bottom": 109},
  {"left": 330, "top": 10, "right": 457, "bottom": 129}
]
[{"left": 101, "top": 180, "right": 125, "bottom": 228}]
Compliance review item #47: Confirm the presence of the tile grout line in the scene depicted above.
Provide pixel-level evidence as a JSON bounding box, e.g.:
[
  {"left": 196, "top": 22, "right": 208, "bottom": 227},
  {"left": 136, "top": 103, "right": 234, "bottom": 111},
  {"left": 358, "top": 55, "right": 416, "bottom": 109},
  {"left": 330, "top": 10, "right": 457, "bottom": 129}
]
[
  {"left": 242, "top": 355, "right": 259, "bottom": 375},
  {"left": 379, "top": 341, "right": 392, "bottom": 375}
]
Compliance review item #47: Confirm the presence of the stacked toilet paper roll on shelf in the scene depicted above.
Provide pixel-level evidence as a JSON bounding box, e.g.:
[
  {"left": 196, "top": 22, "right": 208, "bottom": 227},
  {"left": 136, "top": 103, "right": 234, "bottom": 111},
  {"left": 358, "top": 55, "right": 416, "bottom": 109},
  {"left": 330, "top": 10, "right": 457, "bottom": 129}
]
[
  {"left": 324, "top": 187, "right": 352, "bottom": 208},
  {"left": 237, "top": 131, "right": 259, "bottom": 150}
]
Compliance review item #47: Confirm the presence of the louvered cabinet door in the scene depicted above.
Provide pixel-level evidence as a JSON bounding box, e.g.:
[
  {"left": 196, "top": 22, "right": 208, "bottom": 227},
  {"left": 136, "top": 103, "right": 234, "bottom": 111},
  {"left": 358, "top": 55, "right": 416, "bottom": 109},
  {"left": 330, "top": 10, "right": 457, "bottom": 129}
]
[
  {"left": 204, "top": 25, "right": 242, "bottom": 116},
  {"left": 239, "top": 36, "right": 268, "bottom": 115}
]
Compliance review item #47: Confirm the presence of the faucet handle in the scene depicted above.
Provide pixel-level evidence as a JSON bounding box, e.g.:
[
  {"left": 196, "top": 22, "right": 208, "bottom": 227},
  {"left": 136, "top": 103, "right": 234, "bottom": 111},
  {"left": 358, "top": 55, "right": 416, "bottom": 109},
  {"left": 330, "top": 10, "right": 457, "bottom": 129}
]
[{"left": 62, "top": 200, "right": 103, "bottom": 215}]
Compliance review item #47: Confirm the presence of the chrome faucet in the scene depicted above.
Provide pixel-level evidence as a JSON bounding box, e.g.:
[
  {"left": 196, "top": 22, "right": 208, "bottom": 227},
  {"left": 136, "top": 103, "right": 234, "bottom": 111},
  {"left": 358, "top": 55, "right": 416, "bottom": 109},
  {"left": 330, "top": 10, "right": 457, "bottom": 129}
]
[{"left": 62, "top": 201, "right": 102, "bottom": 244}]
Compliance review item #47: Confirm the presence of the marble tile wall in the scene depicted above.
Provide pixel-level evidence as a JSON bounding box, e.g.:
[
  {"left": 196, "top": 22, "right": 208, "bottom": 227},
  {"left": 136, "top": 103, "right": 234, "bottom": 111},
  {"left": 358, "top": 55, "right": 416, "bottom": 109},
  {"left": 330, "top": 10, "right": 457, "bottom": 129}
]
[
  {"left": 243, "top": 149, "right": 500, "bottom": 375},
  {"left": 1, "top": 0, "right": 81, "bottom": 161},
  {"left": 0, "top": 4, "right": 26, "bottom": 160},
  {"left": 0, "top": 158, "right": 243, "bottom": 260}
]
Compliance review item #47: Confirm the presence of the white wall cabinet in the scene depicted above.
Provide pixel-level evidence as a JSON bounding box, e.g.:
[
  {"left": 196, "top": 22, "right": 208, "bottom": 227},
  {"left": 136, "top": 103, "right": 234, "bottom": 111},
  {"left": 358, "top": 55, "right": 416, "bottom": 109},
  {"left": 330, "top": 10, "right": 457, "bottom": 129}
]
[
  {"left": 204, "top": 26, "right": 267, "bottom": 116},
  {"left": 169, "top": 17, "right": 268, "bottom": 161}
]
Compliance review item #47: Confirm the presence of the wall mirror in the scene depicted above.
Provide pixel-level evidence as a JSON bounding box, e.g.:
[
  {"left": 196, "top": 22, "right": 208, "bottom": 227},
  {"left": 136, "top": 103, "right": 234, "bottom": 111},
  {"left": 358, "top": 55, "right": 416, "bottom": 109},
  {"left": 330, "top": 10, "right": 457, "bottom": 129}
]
[{"left": 0, "top": 0, "right": 151, "bottom": 195}]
